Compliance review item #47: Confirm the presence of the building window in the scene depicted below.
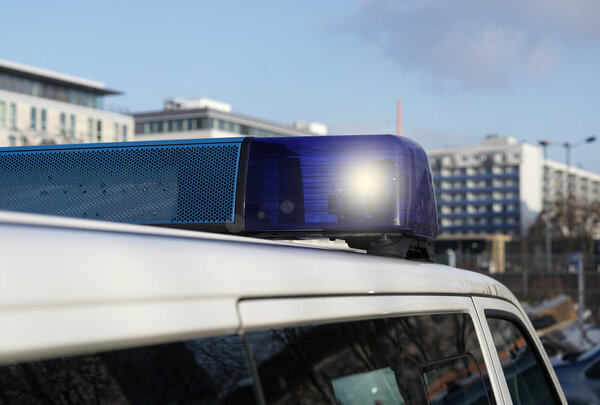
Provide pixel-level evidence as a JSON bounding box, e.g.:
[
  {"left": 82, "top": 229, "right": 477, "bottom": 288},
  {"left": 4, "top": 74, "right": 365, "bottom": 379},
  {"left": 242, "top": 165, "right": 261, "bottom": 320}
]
[
  {"left": 114, "top": 122, "right": 119, "bottom": 141},
  {"left": 9, "top": 103, "right": 16, "bottom": 129},
  {"left": 60, "top": 113, "right": 66, "bottom": 136},
  {"left": 122, "top": 124, "right": 128, "bottom": 141},
  {"left": 70, "top": 114, "right": 76, "bottom": 139},
  {"left": 143, "top": 122, "right": 151, "bottom": 134},
  {"left": 8, "top": 135, "right": 16, "bottom": 146},
  {"left": 97, "top": 120, "right": 102, "bottom": 141},
  {"left": 40, "top": 109, "right": 47, "bottom": 132},
  {"left": 0, "top": 101, "right": 5, "bottom": 127},
  {"left": 30, "top": 107, "right": 37, "bottom": 129},
  {"left": 87, "top": 118, "right": 94, "bottom": 142}
]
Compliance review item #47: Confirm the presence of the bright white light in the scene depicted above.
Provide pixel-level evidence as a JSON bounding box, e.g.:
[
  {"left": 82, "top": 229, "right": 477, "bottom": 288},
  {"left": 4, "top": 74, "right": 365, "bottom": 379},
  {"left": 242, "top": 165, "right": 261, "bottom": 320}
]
[
  {"left": 350, "top": 165, "right": 386, "bottom": 197},
  {"left": 371, "top": 387, "right": 378, "bottom": 394}
]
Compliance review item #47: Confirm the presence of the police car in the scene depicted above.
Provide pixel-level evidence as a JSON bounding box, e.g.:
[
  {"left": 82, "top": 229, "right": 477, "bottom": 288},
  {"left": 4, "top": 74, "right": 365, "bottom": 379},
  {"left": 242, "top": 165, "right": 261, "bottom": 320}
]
[{"left": 0, "top": 135, "right": 565, "bottom": 404}]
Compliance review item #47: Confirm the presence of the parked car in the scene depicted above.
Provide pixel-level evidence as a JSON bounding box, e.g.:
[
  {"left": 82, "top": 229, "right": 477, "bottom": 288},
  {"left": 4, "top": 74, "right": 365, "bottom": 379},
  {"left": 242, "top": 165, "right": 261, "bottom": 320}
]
[
  {"left": 553, "top": 345, "right": 600, "bottom": 404},
  {"left": 0, "top": 134, "right": 567, "bottom": 404}
]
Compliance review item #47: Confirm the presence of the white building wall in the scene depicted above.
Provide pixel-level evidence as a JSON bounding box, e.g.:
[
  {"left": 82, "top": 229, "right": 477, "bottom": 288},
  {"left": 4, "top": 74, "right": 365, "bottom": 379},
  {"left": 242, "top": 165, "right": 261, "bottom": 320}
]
[
  {"left": 0, "top": 89, "right": 134, "bottom": 147},
  {"left": 519, "top": 143, "right": 543, "bottom": 235}
]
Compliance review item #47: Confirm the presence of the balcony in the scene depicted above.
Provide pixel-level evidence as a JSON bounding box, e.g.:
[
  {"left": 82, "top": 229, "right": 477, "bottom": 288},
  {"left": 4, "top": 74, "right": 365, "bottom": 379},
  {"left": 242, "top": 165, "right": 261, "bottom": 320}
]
[{"left": 432, "top": 172, "right": 519, "bottom": 182}]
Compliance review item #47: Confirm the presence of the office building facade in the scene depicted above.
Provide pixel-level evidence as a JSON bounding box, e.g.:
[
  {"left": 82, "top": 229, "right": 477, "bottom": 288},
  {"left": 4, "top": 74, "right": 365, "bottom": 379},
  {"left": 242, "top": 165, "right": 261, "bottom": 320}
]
[
  {"left": 0, "top": 59, "right": 133, "bottom": 147},
  {"left": 428, "top": 135, "right": 600, "bottom": 237},
  {"left": 134, "top": 97, "right": 327, "bottom": 140}
]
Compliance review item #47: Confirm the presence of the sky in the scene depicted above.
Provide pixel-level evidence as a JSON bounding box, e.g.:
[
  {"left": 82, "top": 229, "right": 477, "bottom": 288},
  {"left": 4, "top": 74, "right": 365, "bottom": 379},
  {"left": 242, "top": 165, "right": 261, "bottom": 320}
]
[{"left": 2, "top": 0, "right": 600, "bottom": 171}]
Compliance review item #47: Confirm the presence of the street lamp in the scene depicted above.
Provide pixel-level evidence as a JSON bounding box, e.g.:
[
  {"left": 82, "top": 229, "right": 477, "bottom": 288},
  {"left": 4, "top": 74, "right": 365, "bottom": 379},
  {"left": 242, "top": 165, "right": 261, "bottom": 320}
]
[
  {"left": 562, "top": 135, "right": 595, "bottom": 350},
  {"left": 563, "top": 135, "right": 596, "bottom": 215},
  {"left": 563, "top": 136, "right": 596, "bottom": 205},
  {"left": 538, "top": 139, "right": 552, "bottom": 273}
]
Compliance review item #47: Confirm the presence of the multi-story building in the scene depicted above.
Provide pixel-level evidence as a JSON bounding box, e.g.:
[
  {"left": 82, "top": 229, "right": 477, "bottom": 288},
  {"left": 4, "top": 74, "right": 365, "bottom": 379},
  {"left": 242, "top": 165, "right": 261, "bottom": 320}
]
[
  {"left": 134, "top": 97, "right": 327, "bottom": 140},
  {"left": 544, "top": 160, "right": 600, "bottom": 205},
  {"left": 428, "top": 135, "right": 542, "bottom": 237},
  {"left": 428, "top": 135, "right": 600, "bottom": 238},
  {"left": 0, "top": 59, "right": 133, "bottom": 147}
]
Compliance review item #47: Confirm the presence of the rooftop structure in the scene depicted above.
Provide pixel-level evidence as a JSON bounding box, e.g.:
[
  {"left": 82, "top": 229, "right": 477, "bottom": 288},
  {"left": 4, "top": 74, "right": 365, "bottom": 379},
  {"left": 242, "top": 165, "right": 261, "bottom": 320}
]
[{"left": 134, "top": 97, "right": 328, "bottom": 140}]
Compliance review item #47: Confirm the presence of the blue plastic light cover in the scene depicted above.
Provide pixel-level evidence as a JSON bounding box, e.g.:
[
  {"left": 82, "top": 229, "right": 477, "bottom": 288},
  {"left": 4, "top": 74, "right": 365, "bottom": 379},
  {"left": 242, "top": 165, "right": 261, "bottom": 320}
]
[{"left": 244, "top": 135, "right": 438, "bottom": 239}]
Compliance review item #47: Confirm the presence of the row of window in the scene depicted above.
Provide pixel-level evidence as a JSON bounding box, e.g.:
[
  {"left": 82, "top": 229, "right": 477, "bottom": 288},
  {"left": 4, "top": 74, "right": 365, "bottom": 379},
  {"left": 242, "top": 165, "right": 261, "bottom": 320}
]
[
  {"left": 441, "top": 216, "right": 520, "bottom": 227},
  {"left": 440, "top": 203, "right": 519, "bottom": 215},
  {"left": 431, "top": 152, "right": 521, "bottom": 167},
  {"left": 437, "top": 179, "right": 518, "bottom": 189},
  {"left": 435, "top": 165, "right": 519, "bottom": 177},
  {"left": 0, "top": 72, "right": 104, "bottom": 109},
  {"left": 1, "top": 100, "right": 128, "bottom": 143},
  {"left": 438, "top": 192, "right": 518, "bottom": 203},
  {"left": 0, "top": 312, "right": 559, "bottom": 404},
  {"left": 140, "top": 118, "right": 285, "bottom": 138}
]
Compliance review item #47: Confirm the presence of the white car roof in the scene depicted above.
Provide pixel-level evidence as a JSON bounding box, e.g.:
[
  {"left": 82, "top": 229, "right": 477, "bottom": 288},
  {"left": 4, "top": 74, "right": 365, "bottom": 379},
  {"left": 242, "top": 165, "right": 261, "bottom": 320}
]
[
  {"left": 0, "top": 210, "right": 521, "bottom": 363},
  {"left": 0, "top": 210, "right": 516, "bottom": 307}
]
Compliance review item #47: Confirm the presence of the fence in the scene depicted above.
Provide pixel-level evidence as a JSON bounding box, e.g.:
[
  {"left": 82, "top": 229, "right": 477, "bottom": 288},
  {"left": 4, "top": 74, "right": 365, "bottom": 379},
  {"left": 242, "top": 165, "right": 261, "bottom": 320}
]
[
  {"left": 435, "top": 252, "right": 600, "bottom": 322},
  {"left": 481, "top": 271, "right": 600, "bottom": 323}
]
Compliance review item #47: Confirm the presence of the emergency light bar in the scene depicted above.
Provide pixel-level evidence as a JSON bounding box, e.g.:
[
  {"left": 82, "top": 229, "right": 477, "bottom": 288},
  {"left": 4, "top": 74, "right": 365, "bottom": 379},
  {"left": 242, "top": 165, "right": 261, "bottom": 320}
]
[{"left": 0, "top": 135, "right": 437, "bottom": 260}]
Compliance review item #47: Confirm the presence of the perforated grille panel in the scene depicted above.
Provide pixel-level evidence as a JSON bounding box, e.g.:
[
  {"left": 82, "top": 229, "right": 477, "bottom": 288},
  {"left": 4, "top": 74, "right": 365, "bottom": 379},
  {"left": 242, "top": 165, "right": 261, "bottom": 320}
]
[{"left": 0, "top": 141, "right": 242, "bottom": 224}]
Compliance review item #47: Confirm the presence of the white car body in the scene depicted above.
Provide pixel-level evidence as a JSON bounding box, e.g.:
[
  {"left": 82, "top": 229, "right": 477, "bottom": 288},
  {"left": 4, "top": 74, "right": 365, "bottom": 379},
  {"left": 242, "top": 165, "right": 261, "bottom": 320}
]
[{"left": 0, "top": 211, "right": 566, "bottom": 404}]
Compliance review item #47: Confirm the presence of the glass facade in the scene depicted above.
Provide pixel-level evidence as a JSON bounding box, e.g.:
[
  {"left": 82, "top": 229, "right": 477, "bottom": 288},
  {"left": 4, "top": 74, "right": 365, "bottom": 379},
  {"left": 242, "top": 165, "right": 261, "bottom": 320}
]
[{"left": 0, "top": 72, "right": 105, "bottom": 109}]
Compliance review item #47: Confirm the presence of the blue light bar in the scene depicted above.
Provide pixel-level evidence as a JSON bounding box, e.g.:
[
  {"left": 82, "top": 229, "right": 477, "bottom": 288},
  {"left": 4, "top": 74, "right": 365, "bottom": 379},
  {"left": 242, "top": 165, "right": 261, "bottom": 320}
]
[
  {"left": 0, "top": 134, "right": 438, "bottom": 245},
  {"left": 244, "top": 135, "right": 437, "bottom": 239}
]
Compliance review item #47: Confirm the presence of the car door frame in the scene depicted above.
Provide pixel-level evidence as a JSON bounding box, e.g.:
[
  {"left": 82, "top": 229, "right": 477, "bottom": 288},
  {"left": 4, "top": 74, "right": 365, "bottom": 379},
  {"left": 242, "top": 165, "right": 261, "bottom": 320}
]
[
  {"left": 472, "top": 296, "right": 567, "bottom": 404},
  {"left": 238, "top": 294, "right": 508, "bottom": 404}
]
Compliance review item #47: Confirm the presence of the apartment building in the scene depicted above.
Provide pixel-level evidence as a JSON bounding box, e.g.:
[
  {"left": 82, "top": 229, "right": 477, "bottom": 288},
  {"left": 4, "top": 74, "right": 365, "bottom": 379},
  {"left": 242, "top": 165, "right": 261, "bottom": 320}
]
[
  {"left": 0, "top": 59, "right": 133, "bottom": 147},
  {"left": 428, "top": 135, "right": 600, "bottom": 237},
  {"left": 134, "top": 97, "right": 327, "bottom": 140}
]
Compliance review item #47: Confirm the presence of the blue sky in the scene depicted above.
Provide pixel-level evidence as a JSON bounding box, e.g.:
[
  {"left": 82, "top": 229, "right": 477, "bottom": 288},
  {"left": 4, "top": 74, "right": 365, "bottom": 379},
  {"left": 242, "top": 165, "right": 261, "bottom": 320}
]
[{"left": 2, "top": 0, "right": 600, "bottom": 171}]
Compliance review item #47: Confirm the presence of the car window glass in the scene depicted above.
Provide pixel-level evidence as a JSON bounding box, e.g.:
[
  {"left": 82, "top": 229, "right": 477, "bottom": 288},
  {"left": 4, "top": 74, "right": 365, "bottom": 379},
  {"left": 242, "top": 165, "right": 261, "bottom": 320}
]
[
  {"left": 585, "top": 360, "right": 600, "bottom": 378},
  {"left": 422, "top": 353, "right": 490, "bottom": 405},
  {"left": 0, "top": 335, "right": 256, "bottom": 405},
  {"left": 247, "top": 313, "right": 495, "bottom": 405},
  {"left": 487, "top": 317, "right": 560, "bottom": 405}
]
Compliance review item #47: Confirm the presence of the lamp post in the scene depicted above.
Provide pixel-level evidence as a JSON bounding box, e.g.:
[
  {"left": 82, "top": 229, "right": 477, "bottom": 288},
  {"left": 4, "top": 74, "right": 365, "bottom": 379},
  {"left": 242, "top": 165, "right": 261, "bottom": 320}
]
[
  {"left": 563, "top": 136, "right": 596, "bottom": 205},
  {"left": 539, "top": 139, "right": 552, "bottom": 273},
  {"left": 563, "top": 135, "right": 596, "bottom": 350}
]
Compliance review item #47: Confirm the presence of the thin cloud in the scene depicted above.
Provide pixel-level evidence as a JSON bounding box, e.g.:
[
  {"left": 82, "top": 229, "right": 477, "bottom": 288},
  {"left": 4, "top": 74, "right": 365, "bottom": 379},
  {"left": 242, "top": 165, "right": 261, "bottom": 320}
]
[{"left": 336, "top": 0, "right": 600, "bottom": 88}]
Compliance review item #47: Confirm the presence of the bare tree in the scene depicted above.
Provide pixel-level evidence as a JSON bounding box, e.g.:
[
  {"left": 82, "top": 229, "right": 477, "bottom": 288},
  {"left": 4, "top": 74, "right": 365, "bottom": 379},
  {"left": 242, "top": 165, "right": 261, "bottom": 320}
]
[{"left": 528, "top": 199, "right": 600, "bottom": 254}]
